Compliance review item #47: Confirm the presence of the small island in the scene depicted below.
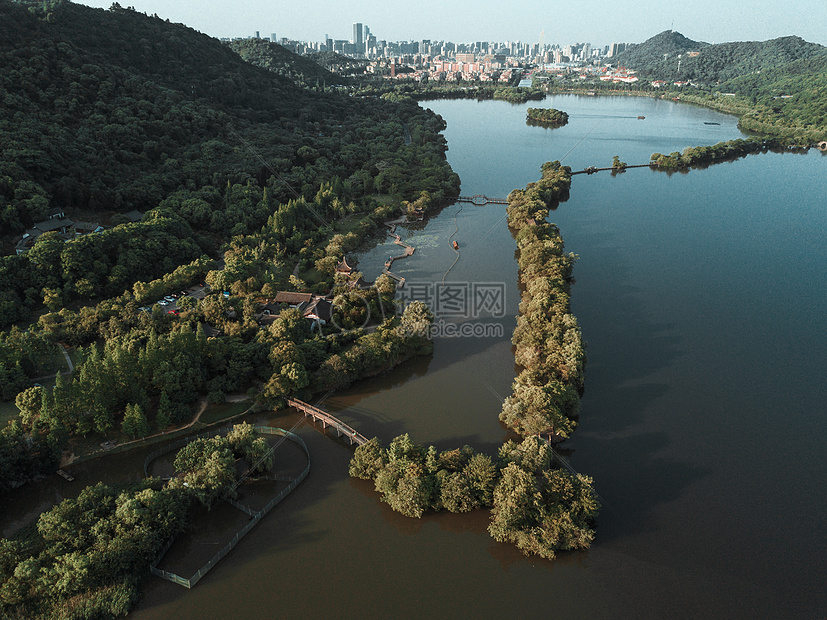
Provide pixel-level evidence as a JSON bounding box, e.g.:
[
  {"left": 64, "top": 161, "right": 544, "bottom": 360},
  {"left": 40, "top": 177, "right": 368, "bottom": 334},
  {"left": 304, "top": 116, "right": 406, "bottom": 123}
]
[{"left": 526, "top": 107, "right": 569, "bottom": 127}]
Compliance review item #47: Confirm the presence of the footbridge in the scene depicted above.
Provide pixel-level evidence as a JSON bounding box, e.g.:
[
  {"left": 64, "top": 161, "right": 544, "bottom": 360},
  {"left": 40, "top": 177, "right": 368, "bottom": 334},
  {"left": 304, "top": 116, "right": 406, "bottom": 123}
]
[
  {"left": 287, "top": 398, "right": 368, "bottom": 446},
  {"left": 457, "top": 194, "right": 508, "bottom": 206}
]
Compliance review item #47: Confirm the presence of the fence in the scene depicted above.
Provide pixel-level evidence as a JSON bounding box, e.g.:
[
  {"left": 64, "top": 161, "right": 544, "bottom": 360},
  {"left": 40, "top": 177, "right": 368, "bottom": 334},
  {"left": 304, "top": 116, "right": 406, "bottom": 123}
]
[{"left": 149, "top": 426, "right": 310, "bottom": 589}]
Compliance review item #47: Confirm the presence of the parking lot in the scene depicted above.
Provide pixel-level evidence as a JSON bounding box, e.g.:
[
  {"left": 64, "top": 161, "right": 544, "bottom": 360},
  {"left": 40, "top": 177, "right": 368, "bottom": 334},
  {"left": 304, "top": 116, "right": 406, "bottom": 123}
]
[{"left": 139, "top": 283, "right": 211, "bottom": 313}]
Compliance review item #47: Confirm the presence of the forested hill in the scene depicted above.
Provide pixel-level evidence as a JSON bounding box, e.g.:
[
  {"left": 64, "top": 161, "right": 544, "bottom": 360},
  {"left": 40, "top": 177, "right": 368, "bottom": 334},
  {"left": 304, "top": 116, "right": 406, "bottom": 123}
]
[
  {"left": 227, "top": 38, "right": 346, "bottom": 87},
  {"left": 0, "top": 0, "right": 457, "bottom": 240},
  {"left": 612, "top": 30, "right": 709, "bottom": 69},
  {"left": 613, "top": 30, "right": 827, "bottom": 84},
  {"left": 307, "top": 51, "right": 370, "bottom": 75}
]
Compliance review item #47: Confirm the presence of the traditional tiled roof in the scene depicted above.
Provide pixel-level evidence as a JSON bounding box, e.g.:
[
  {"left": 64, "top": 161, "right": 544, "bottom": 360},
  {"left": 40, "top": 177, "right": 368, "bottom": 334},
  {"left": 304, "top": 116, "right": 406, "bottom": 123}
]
[
  {"left": 336, "top": 257, "right": 353, "bottom": 273},
  {"left": 34, "top": 218, "right": 74, "bottom": 233},
  {"left": 303, "top": 298, "right": 333, "bottom": 322}
]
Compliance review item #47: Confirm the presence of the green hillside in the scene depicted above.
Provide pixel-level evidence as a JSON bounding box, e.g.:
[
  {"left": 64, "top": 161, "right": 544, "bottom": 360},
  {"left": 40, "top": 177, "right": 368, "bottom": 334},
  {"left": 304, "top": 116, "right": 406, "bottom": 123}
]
[
  {"left": 0, "top": 0, "right": 455, "bottom": 231},
  {"left": 227, "top": 38, "right": 347, "bottom": 87},
  {"left": 0, "top": 0, "right": 459, "bottom": 323},
  {"left": 612, "top": 30, "right": 709, "bottom": 71},
  {"left": 614, "top": 30, "right": 827, "bottom": 84},
  {"left": 610, "top": 30, "right": 827, "bottom": 141},
  {"left": 308, "top": 51, "right": 370, "bottom": 76}
]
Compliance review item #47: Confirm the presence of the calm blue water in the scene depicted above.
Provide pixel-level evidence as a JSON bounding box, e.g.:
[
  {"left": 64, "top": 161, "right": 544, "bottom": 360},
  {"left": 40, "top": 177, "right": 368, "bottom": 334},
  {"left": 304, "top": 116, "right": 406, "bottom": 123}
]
[{"left": 129, "top": 95, "right": 827, "bottom": 618}]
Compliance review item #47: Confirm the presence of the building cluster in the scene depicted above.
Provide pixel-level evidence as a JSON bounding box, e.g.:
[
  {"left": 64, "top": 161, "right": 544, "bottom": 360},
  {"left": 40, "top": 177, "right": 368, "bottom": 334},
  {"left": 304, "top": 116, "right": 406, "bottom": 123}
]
[
  {"left": 231, "top": 25, "right": 703, "bottom": 90},
  {"left": 226, "top": 25, "right": 636, "bottom": 79},
  {"left": 14, "top": 208, "right": 144, "bottom": 255}
]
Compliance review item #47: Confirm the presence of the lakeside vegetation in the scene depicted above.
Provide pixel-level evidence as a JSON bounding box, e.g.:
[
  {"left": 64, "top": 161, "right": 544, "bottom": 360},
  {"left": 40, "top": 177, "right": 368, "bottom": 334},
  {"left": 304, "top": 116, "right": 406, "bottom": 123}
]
[
  {"left": 501, "top": 162, "right": 584, "bottom": 439},
  {"left": 350, "top": 163, "right": 597, "bottom": 560},
  {"left": 649, "top": 136, "right": 794, "bottom": 169},
  {"left": 2, "top": 1, "right": 826, "bottom": 605},
  {"left": 350, "top": 434, "right": 599, "bottom": 559},
  {"left": 0, "top": 0, "right": 451, "bottom": 495},
  {"left": 352, "top": 82, "right": 546, "bottom": 104},
  {"left": 526, "top": 107, "right": 569, "bottom": 127},
  {"left": 579, "top": 31, "right": 827, "bottom": 143},
  {"left": 0, "top": 423, "right": 273, "bottom": 618}
]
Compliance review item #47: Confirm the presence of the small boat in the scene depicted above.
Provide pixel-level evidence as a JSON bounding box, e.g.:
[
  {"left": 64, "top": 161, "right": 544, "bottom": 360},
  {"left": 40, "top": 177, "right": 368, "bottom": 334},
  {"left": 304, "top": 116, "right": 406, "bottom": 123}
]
[
  {"left": 56, "top": 469, "right": 74, "bottom": 481},
  {"left": 637, "top": 115, "right": 645, "bottom": 119},
  {"left": 704, "top": 122, "right": 720, "bottom": 125},
  {"left": 452, "top": 240, "right": 458, "bottom": 250}
]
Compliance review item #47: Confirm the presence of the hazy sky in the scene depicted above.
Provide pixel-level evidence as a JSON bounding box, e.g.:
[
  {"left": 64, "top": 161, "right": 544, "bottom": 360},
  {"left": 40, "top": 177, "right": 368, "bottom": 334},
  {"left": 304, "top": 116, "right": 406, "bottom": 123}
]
[{"left": 75, "top": 1, "right": 827, "bottom": 47}]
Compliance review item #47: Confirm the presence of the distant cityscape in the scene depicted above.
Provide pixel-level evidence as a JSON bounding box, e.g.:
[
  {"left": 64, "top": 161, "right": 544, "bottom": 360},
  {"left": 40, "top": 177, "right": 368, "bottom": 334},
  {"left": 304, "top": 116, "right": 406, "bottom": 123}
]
[{"left": 222, "top": 24, "right": 648, "bottom": 84}]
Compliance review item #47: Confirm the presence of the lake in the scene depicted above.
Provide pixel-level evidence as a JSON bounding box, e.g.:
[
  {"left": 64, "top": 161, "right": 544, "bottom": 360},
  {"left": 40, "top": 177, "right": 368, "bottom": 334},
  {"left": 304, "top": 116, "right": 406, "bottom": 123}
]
[{"left": 5, "top": 94, "right": 826, "bottom": 619}]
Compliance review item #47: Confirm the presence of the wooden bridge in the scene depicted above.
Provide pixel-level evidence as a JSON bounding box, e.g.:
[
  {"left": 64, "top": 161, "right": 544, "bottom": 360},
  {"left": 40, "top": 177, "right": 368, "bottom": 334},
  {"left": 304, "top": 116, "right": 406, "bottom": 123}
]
[
  {"left": 382, "top": 268, "right": 406, "bottom": 288},
  {"left": 457, "top": 194, "right": 508, "bottom": 206},
  {"left": 287, "top": 398, "right": 368, "bottom": 446},
  {"left": 381, "top": 233, "right": 414, "bottom": 289}
]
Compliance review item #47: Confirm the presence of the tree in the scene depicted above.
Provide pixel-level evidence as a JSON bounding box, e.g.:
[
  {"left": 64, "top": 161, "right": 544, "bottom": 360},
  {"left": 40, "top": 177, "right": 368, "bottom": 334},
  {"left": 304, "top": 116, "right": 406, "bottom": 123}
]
[
  {"left": 349, "top": 437, "right": 387, "bottom": 479},
  {"left": 15, "top": 387, "right": 42, "bottom": 426},
  {"left": 170, "top": 435, "right": 236, "bottom": 507},
  {"left": 121, "top": 403, "right": 149, "bottom": 438}
]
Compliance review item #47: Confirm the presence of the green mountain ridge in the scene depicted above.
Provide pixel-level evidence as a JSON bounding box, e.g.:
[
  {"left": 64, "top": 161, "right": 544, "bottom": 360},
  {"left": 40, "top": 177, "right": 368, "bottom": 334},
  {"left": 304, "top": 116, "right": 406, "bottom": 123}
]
[
  {"left": 0, "top": 0, "right": 458, "bottom": 325},
  {"left": 0, "top": 0, "right": 456, "bottom": 236},
  {"left": 613, "top": 30, "right": 827, "bottom": 84}
]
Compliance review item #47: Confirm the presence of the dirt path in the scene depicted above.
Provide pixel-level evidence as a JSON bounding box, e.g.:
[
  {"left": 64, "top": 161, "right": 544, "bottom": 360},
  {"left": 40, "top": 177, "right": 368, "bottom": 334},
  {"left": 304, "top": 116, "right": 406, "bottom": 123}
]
[{"left": 61, "top": 395, "right": 254, "bottom": 467}]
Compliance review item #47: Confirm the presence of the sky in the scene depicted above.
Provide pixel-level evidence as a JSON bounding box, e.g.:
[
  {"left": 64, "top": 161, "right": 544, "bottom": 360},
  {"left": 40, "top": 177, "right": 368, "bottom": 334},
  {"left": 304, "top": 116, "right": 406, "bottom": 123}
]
[{"left": 75, "top": 1, "right": 827, "bottom": 48}]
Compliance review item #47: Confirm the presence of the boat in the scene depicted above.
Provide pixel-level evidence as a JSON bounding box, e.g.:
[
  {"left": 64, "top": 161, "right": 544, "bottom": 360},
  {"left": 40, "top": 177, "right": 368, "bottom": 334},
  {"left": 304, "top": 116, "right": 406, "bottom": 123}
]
[
  {"left": 452, "top": 240, "right": 458, "bottom": 250},
  {"left": 56, "top": 469, "right": 74, "bottom": 481},
  {"left": 704, "top": 122, "right": 720, "bottom": 125},
  {"left": 637, "top": 115, "right": 645, "bottom": 119}
]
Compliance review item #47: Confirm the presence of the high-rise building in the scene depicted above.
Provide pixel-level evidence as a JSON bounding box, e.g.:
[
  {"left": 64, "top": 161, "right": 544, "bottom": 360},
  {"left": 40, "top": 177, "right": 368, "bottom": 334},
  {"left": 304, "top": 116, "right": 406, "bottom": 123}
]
[
  {"left": 608, "top": 42, "right": 628, "bottom": 57},
  {"left": 271, "top": 33, "right": 277, "bottom": 42},
  {"left": 352, "top": 22, "right": 363, "bottom": 46}
]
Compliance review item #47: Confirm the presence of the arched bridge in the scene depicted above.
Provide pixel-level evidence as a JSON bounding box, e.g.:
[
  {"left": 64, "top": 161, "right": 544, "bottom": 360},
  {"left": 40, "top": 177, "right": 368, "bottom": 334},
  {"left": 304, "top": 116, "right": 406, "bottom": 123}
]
[{"left": 287, "top": 398, "right": 368, "bottom": 446}]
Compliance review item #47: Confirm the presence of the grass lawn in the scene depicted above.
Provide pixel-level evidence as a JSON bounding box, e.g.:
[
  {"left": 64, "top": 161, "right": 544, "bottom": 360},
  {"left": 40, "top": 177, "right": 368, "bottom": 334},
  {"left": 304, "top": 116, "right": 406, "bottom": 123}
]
[
  {"left": 0, "top": 399, "right": 19, "bottom": 426},
  {"left": 198, "top": 401, "right": 250, "bottom": 425}
]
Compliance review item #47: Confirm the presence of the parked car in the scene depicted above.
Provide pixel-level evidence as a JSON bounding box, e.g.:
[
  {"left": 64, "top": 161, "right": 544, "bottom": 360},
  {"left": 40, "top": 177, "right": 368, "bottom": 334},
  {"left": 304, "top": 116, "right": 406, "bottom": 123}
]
[
  {"left": 167, "top": 310, "right": 179, "bottom": 315},
  {"left": 158, "top": 300, "right": 170, "bottom": 306},
  {"left": 138, "top": 306, "right": 150, "bottom": 312},
  {"left": 163, "top": 295, "right": 175, "bottom": 302}
]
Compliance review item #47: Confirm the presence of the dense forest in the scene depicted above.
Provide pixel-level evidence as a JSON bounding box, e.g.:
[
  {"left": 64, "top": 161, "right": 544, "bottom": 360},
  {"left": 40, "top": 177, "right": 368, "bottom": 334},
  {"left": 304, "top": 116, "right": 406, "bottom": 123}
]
[
  {"left": 0, "top": 0, "right": 458, "bottom": 500},
  {"left": 226, "top": 38, "right": 346, "bottom": 88},
  {"left": 0, "top": 0, "right": 459, "bottom": 326},
  {"left": 612, "top": 30, "right": 827, "bottom": 85},
  {"left": 0, "top": 0, "right": 458, "bottom": 235}
]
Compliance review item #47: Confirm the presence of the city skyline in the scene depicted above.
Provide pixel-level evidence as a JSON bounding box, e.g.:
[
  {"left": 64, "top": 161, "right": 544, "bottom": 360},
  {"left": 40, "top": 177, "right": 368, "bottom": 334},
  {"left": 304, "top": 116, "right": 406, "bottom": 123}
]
[{"left": 74, "top": 0, "right": 827, "bottom": 48}]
